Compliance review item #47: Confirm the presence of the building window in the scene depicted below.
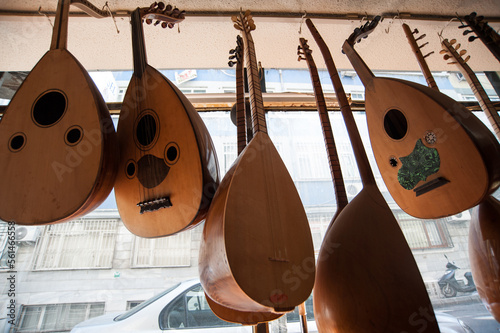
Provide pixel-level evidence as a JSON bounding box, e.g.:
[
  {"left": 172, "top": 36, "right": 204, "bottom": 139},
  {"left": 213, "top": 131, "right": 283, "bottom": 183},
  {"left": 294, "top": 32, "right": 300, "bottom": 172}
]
[
  {"left": 32, "top": 219, "right": 118, "bottom": 271},
  {"left": 296, "top": 142, "right": 330, "bottom": 180},
  {"left": 131, "top": 230, "right": 191, "bottom": 267},
  {"left": 222, "top": 142, "right": 237, "bottom": 174},
  {"left": 395, "top": 212, "right": 452, "bottom": 249},
  {"left": 15, "top": 303, "right": 104, "bottom": 333},
  {"left": 126, "top": 301, "right": 144, "bottom": 310}
]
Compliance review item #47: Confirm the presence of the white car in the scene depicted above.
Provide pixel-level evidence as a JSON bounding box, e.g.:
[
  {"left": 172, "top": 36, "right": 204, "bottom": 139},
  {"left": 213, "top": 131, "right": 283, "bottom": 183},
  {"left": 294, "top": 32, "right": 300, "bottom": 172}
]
[{"left": 71, "top": 279, "right": 473, "bottom": 332}]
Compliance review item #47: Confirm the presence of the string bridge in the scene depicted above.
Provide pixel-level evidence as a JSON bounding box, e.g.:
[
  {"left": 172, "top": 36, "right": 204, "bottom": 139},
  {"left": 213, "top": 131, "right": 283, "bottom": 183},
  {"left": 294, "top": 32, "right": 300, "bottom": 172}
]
[{"left": 137, "top": 196, "right": 172, "bottom": 214}]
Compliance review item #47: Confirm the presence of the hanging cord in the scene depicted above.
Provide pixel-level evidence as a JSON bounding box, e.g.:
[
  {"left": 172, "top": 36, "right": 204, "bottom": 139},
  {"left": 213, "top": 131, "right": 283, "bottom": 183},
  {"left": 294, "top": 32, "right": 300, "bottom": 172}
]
[
  {"left": 298, "top": 11, "right": 307, "bottom": 34},
  {"left": 38, "top": 6, "right": 53, "bottom": 27},
  {"left": 103, "top": 1, "right": 120, "bottom": 34},
  {"left": 385, "top": 11, "right": 401, "bottom": 34},
  {"left": 438, "top": 17, "right": 458, "bottom": 41}
]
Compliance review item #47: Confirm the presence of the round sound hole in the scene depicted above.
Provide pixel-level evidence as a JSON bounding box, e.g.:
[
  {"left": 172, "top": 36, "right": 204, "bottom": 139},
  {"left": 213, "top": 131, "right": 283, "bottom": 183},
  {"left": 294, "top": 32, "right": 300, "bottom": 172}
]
[
  {"left": 164, "top": 142, "right": 180, "bottom": 165},
  {"left": 32, "top": 90, "right": 67, "bottom": 127},
  {"left": 9, "top": 133, "right": 26, "bottom": 152},
  {"left": 136, "top": 113, "right": 158, "bottom": 148},
  {"left": 126, "top": 160, "right": 137, "bottom": 178},
  {"left": 65, "top": 126, "right": 83, "bottom": 146},
  {"left": 384, "top": 109, "right": 408, "bottom": 140}
]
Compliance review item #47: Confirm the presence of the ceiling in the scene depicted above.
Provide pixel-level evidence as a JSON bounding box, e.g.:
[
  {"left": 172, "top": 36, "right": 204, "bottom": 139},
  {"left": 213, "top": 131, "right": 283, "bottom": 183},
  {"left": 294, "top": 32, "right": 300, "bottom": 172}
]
[{"left": 0, "top": 0, "right": 499, "bottom": 73}]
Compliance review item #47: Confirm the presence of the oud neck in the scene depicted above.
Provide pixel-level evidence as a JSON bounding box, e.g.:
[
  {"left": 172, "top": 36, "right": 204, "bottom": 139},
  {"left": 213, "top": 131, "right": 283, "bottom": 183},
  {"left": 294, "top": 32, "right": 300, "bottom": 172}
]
[
  {"left": 236, "top": 57, "right": 247, "bottom": 154},
  {"left": 50, "top": 0, "right": 70, "bottom": 50},
  {"left": 307, "top": 19, "right": 376, "bottom": 186},
  {"left": 240, "top": 15, "right": 267, "bottom": 135},
  {"left": 131, "top": 8, "right": 148, "bottom": 78},
  {"left": 341, "top": 40, "right": 375, "bottom": 88},
  {"left": 402, "top": 24, "right": 439, "bottom": 91},
  {"left": 300, "top": 38, "right": 348, "bottom": 210}
]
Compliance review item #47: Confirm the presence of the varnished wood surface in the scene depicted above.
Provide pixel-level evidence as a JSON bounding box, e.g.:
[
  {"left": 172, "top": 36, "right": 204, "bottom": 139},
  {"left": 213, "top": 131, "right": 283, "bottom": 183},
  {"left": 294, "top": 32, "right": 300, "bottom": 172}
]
[
  {"left": 307, "top": 18, "right": 439, "bottom": 332},
  {"left": 200, "top": 10, "right": 314, "bottom": 314},
  {"left": 199, "top": 132, "right": 315, "bottom": 313},
  {"left": 343, "top": 40, "right": 500, "bottom": 219},
  {"left": 469, "top": 196, "right": 500, "bottom": 321},
  {"left": 205, "top": 292, "right": 282, "bottom": 325},
  {"left": 314, "top": 185, "right": 439, "bottom": 332},
  {"left": 115, "top": 65, "right": 219, "bottom": 237},
  {"left": 0, "top": 48, "right": 117, "bottom": 224}
]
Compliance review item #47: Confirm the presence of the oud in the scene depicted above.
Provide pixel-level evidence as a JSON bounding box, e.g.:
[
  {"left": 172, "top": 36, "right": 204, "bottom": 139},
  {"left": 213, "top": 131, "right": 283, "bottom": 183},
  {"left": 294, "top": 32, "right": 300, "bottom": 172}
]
[
  {"left": 199, "top": 10, "right": 315, "bottom": 314},
  {"left": 0, "top": 0, "right": 118, "bottom": 225},
  {"left": 342, "top": 17, "right": 500, "bottom": 219},
  {"left": 114, "top": 3, "right": 219, "bottom": 238},
  {"left": 305, "top": 18, "right": 440, "bottom": 332}
]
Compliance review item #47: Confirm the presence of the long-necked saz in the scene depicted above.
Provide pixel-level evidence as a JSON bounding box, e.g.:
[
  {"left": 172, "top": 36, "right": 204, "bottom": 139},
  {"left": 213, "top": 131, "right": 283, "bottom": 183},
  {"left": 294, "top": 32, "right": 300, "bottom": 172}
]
[
  {"left": 0, "top": 0, "right": 118, "bottom": 225},
  {"left": 204, "top": 36, "right": 282, "bottom": 326},
  {"left": 297, "top": 38, "right": 348, "bottom": 223},
  {"left": 199, "top": 10, "right": 315, "bottom": 314},
  {"left": 440, "top": 34, "right": 500, "bottom": 321},
  {"left": 305, "top": 18, "right": 440, "bottom": 332},
  {"left": 341, "top": 17, "right": 500, "bottom": 219},
  {"left": 114, "top": 3, "right": 219, "bottom": 238}
]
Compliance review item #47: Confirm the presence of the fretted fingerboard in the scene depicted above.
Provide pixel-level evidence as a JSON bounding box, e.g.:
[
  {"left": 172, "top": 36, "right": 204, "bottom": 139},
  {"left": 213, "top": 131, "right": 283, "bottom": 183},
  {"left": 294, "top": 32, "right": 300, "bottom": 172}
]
[
  {"left": 235, "top": 47, "right": 247, "bottom": 154},
  {"left": 300, "top": 39, "right": 348, "bottom": 210},
  {"left": 239, "top": 15, "right": 267, "bottom": 135},
  {"left": 467, "top": 73, "right": 500, "bottom": 139}
]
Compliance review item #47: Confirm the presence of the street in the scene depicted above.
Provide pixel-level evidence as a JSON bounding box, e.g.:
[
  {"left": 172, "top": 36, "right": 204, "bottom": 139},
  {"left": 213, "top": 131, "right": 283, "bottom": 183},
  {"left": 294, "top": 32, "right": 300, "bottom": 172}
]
[{"left": 436, "top": 299, "right": 500, "bottom": 332}]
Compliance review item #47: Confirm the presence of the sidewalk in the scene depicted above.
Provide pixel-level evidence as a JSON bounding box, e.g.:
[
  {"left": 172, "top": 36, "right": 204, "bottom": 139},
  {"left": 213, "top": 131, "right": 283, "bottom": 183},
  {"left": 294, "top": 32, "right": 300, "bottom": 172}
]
[{"left": 432, "top": 292, "right": 482, "bottom": 308}]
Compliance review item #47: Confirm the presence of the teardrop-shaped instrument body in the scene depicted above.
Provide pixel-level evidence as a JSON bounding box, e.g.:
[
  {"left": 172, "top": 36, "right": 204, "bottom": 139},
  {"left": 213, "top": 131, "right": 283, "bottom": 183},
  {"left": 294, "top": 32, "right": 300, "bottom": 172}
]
[
  {"left": 115, "top": 65, "right": 219, "bottom": 237},
  {"left": 199, "top": 132, "right": 315, "bottom": 313},
  {"left": 469, "top": 196, "right": 500, "bottom": 321},
  {"left": 0, "top": 48, "right": 117, "bottom": 224}
]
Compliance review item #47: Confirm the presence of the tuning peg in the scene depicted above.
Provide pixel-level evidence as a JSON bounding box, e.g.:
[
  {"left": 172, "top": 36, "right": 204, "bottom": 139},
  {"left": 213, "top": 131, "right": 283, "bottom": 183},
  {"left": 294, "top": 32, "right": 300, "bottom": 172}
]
[
  {"left": 439, "top": 49, "right": 448, "bottom": 54},
  {"left": 165, "top": 4, "right": 172, "bottom": 12},
  {"left": 145, "top": 18, "right": 153, "bottom": 24},
  {"left": 476, "top": 15, "right": 484, "bottom": 22},
  {"left": 447, "top": 61, "right": 458, "bottom": 64},
  {"left": 449, "top": 39, "right": 457, "bottom": 45},
  {"left": 229, "top": 54, "right": 237, "bottom": 61},
  {"left": 458, "top": 24, "right": 469, "bottom": 29},
  {"left": 469, "top": 36, "right": 479, "bottom": 42},
  {"left": 419, "top": 41, "right": 429, "bottom": 49},
  {"left": 228, "top": 60, "right": 236, "bottom": 67},
  {"left": 157, "top": 2, "right": 165, "bottom": 10},
  {"left": 154, "top": 20, "right": 160, "bottom": 26},
  {"left": 454, "top": 43, "right": 461, "bottom": 50},
  {"left": 412, "top": 28, "right": 419, "bottom": 34},
  {"left": 464, "top": 55, "right": 471, "bottom": 62},
  {"left": 415, "top": 34, "right": 426, "bottom": 41},
  {"left": 148, "top": 2, "right": 157, "bottom": 11},
  {"left": 459, "top": 49, "right": 467, "bottom": 56},
  {"left": 297, "top": 56, "right": 306, "bottom": 61},
  {"left": 463, "top": 29, "right": 474, "bottom": 35},
  {"left": 161, "top": 22, "right": 168, "bottom": 28},
  {"left": 443, "top": 54, "right": 452, "bottom": 60},
  {"left": 423, "top": 51, "right": 434, "bottom": 58}
]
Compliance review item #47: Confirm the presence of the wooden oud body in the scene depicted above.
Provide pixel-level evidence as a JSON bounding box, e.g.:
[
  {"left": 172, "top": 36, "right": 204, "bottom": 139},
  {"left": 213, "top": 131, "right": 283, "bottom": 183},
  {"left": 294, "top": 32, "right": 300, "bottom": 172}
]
[
  {"left": 0, "top": 49, "right": 117, "bottom": 224},
  {"left": 199, "top": 132, "right": 315, "bottom": 313},
  {"left": 469, "top": 195, "right": 500, "bottom": 321},
  {"left": 364, "top": 77, "right": 500, "bottom": 218},
  {"left": 314, "top": 184, "right": 439, "bottom": 332},
  {"left": 115, "top": 65, "right": 219, "bottom": 237}
]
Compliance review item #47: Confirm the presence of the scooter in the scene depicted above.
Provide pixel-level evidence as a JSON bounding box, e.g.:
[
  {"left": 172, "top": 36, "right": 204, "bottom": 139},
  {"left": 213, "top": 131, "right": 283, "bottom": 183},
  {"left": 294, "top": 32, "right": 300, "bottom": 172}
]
[{"left": 438, "top": 255, "right": 476, "bottom": 298}]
